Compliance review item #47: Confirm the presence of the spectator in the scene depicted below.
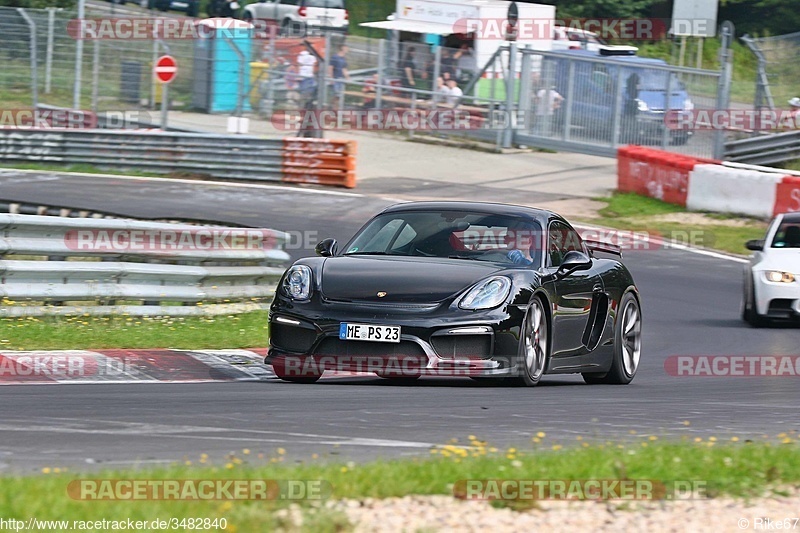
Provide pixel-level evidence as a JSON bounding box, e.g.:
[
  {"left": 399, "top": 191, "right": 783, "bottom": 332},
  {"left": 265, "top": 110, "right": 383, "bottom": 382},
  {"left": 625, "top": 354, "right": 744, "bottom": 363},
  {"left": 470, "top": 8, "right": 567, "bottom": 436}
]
[
  {"left": 535, "top": 87, "right": 564, "bottom": 135},
  {"left": 328, "top": 44, "right": 350, "bottom": 108},
  {"left": 297, "top": 50, "right": 317, "bottom": 100},
  {"left": 784, "top": 97, "right": 800, "bottom": 128},
  {"left": 284, "top": 62, "right": 300, "bottom": 107},
  {"left": 362, "top": 74, "right": 378, "bottom": 109},
  {"left": 433, "top": 76, "right": 451, "bottom": 105},
  {"left": 446, "top": 79, "right": 462, "bottom": 106},
  {"left": 440, "top": 48, "right": 456, "bottom": 81},
  {"left": 400, "top": 47, "right": 417, "bottom": 89},
  {"left": 454, "top": 44, "right": 477, "bottom": 82}
]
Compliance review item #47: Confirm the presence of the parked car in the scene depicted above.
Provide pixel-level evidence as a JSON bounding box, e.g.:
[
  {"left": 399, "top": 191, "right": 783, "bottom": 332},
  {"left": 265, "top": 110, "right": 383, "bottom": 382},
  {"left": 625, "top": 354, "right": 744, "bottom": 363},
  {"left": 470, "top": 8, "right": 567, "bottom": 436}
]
[
  {"left": 148, "top": 0, "right": 200, "bottom": 17},
  {"left": 242, "top": 0, "right": 348, "bottom": 35},
  {"left": 550, "top": 46, "right": 693, "bottom": 145},
  {"left": 551, "top": 27, "right": 607, "bottom": 51},
  {"left": 266, "top": 201, "right": 642, "bottom": 386},
  {"left": 742, "top": 212, "right": 800, "bottom": 326}
]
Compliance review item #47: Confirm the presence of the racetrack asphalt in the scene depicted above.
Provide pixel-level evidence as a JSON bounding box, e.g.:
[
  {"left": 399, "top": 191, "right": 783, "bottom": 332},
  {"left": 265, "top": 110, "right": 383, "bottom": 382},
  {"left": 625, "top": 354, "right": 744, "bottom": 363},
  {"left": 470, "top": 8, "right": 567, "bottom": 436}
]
[{"left": 0, "top": 170, "right": 798, "bottom": 472}]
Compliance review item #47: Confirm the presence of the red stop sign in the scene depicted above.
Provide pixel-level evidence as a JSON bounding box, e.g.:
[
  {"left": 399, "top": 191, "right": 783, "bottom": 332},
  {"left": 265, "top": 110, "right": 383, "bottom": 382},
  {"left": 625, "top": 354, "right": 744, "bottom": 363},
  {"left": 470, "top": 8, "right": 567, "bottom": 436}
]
[{"left": 155, "top": 55, "right": 177, "bottom": 84}]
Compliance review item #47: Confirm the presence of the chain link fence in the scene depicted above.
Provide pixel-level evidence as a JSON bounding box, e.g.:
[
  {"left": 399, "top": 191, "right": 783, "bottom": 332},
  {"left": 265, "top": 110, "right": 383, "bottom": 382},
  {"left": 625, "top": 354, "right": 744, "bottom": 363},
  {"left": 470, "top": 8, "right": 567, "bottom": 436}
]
[
  {"left": 2, "top": 7, "right": 730, "bottom": 158},
  {"left": 742, "top": 31, "right": 800, "bottom": 111}
]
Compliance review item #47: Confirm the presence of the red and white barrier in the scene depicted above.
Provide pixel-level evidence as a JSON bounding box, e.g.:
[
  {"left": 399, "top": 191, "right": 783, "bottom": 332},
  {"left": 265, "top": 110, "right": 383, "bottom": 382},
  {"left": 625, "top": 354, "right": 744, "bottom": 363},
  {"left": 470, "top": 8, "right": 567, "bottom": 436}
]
[{"left": 617, "top": 146, "right": 800, "bottom": 217}]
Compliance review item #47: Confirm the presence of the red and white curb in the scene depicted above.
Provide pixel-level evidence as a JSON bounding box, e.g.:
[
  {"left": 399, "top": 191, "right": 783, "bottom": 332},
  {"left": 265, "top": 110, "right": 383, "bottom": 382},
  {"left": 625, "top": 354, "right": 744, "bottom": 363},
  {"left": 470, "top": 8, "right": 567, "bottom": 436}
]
[
  {"left": 0, "top": 349, "right": 276, "bottom": 385},
  {"left": 0, "top": 349, "right": 380, "bottom": 385}
]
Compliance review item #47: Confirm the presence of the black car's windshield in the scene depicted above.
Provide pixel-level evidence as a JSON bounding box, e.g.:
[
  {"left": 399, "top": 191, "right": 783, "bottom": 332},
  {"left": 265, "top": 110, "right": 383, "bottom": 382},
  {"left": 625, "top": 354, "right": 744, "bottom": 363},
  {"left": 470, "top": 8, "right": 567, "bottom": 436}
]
[
  {"left": 771, "top": 219, "right": 800, "bottom": 248},
  {"left": 344, "top": 211, "right": 544, "bottom": 266}
]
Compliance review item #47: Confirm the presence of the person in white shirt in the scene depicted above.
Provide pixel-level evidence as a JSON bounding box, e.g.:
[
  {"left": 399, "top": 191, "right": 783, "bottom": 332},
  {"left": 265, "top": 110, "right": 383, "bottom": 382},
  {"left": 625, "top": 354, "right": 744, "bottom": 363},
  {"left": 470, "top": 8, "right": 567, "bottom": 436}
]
[
  {"left": 446, "top": 79, "right": 463, "bottom": 106},
  {"left": 535, "top": 87, "right": 564, "bottom": 135},
  {"left": 434, "top": 76, "right": 451, "bottom": 105},
  {"left": 297, "top": 50, "right": 318, "bottom": 99}
]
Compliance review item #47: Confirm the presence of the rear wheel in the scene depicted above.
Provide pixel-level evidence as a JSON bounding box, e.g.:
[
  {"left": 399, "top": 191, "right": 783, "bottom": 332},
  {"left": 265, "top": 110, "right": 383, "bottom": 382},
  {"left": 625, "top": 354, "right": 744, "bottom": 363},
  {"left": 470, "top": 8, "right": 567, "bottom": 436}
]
[
  {"left": 583, "top": 292, "right": 641, "bottom": 385},
  {"left": 509, "top": 297, "right": 549, "bottom": 387}
]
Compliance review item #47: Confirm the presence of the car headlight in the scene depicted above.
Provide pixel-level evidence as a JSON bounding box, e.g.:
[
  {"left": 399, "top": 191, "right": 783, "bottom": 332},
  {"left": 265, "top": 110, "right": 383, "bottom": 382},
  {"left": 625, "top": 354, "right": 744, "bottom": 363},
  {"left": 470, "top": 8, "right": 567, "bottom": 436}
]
[
  {"left": 459, "top": 276, "right": 512, "bottom": 310},
  {"left": 636, "top": 99, "right": 649, "bottom": 112},
  {"left": 683, "top": 98, "right": 694, "bottom": 111},
  {"left": 764, "top": 271, "right": 795, "bottom": 283},
  {"left": 282, "top": 265, "right": 313, "bottom": 300}
]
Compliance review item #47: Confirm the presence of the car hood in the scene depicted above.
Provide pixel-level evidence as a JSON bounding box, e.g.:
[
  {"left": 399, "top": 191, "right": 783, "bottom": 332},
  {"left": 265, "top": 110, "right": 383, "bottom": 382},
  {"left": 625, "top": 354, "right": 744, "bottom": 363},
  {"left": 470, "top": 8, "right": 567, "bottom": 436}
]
[
  {"left": 756, "top": 249, "right": 800, "bottom": 272},
  {"left": 320, "top": 255, "right": 507, "bottom": 303}
]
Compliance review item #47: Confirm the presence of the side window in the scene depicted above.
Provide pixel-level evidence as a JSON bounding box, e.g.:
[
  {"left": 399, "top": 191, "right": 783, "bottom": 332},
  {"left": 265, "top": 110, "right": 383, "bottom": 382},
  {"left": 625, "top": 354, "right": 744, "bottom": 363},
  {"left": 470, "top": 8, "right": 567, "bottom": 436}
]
[
  {"left": 281, "top": 0, "right": 299, "bottom": 5},
  {"left": 548, "top": 221, "right": 584, "bottom": 267}
]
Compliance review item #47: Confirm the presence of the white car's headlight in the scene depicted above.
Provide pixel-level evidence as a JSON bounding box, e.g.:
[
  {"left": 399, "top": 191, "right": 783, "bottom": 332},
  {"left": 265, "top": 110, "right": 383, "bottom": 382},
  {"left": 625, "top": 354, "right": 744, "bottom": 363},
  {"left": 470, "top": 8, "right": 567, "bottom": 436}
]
[
  {"left": 283, "top": 265, "right": 313, "bottom": 300},
  {"left": 764, "top": 271, "right": 795, "bottom": 283},
  {"left": 683, "top": 98, "right": 694, "bottom": 111},
  {"left": 459, "top": 276, "right": 512, "bottom": 310},
  {"left": 636, "top": 99, "right": 649, "bottom": 112}
]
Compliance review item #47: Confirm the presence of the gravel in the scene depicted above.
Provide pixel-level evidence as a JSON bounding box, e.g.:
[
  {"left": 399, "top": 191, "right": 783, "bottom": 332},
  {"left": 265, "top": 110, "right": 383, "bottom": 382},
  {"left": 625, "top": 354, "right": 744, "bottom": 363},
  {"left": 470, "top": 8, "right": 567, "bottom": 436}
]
[{"left": 276, "top": 492, "right": 800, "bottom": 532}]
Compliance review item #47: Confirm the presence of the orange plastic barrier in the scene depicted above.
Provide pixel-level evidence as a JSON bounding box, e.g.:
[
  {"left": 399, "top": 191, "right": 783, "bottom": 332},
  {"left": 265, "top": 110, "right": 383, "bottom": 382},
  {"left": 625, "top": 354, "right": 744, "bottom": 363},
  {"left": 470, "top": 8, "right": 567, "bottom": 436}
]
[
  {"left": 281, "top": 138, "right": 357, "bottom": 189},
  {"left": 774, "top": 176, "right": 800, "bottom": 215},
  {"left": 617, "top": 146, "right": 718, "bottom": 207}
]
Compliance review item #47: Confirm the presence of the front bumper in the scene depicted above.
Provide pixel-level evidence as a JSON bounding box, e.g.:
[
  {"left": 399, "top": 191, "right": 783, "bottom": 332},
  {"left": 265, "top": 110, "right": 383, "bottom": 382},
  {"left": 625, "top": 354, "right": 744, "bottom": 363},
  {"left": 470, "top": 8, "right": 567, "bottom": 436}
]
[
  {"left": 266, "top": 299, "right": 525, "bottom": 377},
  {"left": 754, "top": 272, "right": 800, "bottom": 318}
]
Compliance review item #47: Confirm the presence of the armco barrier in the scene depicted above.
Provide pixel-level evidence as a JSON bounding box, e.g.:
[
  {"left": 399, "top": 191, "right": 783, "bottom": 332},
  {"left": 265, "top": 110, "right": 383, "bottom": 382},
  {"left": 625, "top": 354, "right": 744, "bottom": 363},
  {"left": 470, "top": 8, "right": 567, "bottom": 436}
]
[
  {"left": 0, "top": 214, "right": 290, "bottom": 317},
  {"left": 617, "top": 146, "right": 719, "bottom": 207},
  {"left": 0, "top": 130, "right": 357, "bottom": 189},
  {"left": 618, "top": 145, "right": 799, "bottom": 218}
]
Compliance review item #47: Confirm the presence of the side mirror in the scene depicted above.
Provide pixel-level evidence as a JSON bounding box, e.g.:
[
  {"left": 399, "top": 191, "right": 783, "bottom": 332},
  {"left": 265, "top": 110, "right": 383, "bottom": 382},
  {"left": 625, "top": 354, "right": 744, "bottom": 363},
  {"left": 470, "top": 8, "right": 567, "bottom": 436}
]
[
  {"left": 556, "top": 250, "right": 592, "bottom": 277},
  {"left": 315, "top": 238, "right": 338, "bottom": 257},
  {"left": 745, "top": 239, "right": 764, "bottom": 252}
]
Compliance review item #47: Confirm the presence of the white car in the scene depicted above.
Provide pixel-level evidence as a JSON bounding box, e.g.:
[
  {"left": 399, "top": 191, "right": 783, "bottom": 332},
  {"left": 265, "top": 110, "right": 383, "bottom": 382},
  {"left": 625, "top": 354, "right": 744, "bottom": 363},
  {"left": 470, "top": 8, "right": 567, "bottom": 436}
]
[
  {"left": 742, "top": 212, "right": 800, "bottom": 326},
  {"left": 551, "top": 27, "right": 607, "bottom": 51},
  {"left": 242, "top": 0, "right": 348, "bottom": 35}
]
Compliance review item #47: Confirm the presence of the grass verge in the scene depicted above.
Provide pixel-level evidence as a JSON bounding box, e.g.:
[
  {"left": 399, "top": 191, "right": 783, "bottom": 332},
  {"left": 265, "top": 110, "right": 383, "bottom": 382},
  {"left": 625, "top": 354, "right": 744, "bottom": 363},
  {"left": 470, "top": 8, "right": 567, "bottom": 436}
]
[
  {"left": 1, "top": 440, "right": 799, "bottom": 531},
  {"left": 0, "top": 310, "right": 269, "bottom": 351},
  {"left": 580, "top": 192, "right": 769, "bottom": 256}
]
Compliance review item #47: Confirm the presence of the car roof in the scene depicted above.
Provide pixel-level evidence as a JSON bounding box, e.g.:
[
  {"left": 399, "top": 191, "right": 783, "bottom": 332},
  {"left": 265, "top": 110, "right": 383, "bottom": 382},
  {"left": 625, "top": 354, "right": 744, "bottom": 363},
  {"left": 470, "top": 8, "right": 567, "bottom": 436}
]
[
  {"left": 549, "top": 50, "right": 668, "bottom": 66},
  {"left": 780, "top": 212, "right": 800, "bottom": 223},
  {"left": 379, "top": 201, "right": 561, "bottom": 222}
]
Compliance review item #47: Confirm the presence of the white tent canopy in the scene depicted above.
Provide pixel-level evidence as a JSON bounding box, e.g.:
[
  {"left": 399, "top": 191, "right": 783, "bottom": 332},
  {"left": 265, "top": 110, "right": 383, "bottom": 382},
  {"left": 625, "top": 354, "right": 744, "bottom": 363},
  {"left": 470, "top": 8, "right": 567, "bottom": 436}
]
[{"left": 359, "top": 19, "right": 456, "bottom": 36}]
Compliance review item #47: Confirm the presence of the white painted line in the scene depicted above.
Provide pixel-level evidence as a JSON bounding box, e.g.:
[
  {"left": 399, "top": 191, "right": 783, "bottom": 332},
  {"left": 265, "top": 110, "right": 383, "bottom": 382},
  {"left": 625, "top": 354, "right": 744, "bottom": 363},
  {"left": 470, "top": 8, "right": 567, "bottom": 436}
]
[{"left": 0, "top": 168, "right": 365, "bottom": 198}]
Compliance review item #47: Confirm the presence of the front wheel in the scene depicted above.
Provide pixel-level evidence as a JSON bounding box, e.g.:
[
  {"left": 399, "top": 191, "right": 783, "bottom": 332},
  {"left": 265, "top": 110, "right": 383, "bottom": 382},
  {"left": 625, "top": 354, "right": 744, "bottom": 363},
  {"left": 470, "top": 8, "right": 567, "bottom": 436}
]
[
  {"left": 509, "top": 297, "right": 549, "bottom": 387},
  {"left": 583, "top": 292, "right": 641, "bottom": 385},
  {"left": 742, "top": 277, "right": 767, "bottom": 327}
]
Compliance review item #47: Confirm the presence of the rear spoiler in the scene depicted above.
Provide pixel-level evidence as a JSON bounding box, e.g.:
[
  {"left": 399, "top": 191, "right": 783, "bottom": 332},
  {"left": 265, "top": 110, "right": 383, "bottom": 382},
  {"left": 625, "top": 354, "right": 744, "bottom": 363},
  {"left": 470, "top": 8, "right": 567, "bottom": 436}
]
[{"left": 584, "top": 239, "right": 622, "bottom": 258}]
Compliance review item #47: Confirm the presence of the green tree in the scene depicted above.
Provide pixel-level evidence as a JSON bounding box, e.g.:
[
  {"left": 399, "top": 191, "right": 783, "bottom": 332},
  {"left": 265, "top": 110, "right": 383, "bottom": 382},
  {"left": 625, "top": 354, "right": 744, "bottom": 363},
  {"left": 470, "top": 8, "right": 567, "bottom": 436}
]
[{"left": 0, "top": 0, "right": 76, "bottom": 7}]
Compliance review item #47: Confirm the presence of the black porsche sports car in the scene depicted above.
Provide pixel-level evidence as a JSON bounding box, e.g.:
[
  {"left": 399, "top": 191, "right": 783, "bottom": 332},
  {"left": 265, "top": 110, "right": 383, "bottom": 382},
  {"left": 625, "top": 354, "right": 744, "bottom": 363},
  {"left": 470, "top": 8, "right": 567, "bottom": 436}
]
[{"left": 266, "top": 202, "right": 642, "bottom": 386}]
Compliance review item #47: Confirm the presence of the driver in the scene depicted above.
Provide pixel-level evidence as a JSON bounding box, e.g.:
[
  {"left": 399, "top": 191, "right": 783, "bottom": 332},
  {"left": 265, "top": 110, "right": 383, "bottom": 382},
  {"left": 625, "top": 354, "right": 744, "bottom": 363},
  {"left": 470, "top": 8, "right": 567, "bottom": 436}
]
[{"left": 504, "top": 227, "right": 541, "bottom": 266}]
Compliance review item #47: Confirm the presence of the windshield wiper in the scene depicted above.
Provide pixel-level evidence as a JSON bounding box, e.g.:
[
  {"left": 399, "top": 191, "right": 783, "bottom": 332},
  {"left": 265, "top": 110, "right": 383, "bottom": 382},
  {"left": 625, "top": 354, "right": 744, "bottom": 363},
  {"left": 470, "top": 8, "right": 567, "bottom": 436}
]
[{"left": 344, "top": 251, "right": 391, "bottom": 256}]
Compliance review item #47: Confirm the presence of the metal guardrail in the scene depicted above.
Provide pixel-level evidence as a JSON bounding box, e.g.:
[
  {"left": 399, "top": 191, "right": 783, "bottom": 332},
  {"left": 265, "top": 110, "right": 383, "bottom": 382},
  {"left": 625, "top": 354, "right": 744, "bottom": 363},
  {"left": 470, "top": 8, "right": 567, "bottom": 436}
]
[
  {"left": 0, "top": 214, "right": 290, "bottom": 316},
  {"left": 0, "top": 130, "right": 357, "bottom": 188},
  {"left": 724, "top": 130, "right": 800, "bottom": 165}
]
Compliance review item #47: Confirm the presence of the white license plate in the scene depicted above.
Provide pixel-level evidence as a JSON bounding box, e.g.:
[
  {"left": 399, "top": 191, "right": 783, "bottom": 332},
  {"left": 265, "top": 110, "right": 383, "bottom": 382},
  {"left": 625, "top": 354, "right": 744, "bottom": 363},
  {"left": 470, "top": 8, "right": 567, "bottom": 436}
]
[{"left": 339, "top": 323, "right": 401, "bottom": 343}]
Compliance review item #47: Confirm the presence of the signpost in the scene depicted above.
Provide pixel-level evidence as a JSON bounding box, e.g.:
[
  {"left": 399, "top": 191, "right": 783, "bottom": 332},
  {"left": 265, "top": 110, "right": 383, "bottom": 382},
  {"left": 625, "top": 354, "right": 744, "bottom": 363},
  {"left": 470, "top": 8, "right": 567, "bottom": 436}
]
[
  {"left": 154, "top": 55, "right": 177, "bottom": 131},
  {"left": 503, "top": 2, "right": 518, "bottom": 149}
]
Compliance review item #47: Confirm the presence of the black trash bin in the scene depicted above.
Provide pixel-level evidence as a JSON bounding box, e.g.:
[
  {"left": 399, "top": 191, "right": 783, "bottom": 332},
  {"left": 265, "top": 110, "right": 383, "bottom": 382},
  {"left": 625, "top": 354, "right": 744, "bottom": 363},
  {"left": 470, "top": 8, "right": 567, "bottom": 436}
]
[{"left": 120, "top": 61, "right": 143, "bottom": 104}]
